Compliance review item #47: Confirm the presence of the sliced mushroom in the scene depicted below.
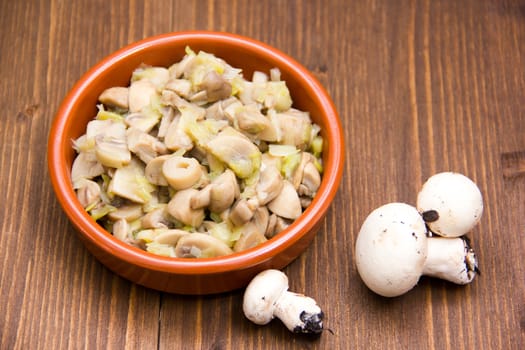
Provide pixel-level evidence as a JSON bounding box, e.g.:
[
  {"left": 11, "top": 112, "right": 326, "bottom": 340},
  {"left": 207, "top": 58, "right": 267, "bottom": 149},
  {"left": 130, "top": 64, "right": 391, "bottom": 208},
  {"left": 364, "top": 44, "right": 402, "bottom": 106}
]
[
  {"left": 75, "top": 178, "right": 101, "bottom": 208},
  {"left": 291, "top": 152, "right": 315, "bottom": 189},
  {"left": 205, "top": 129, "right": 262, "bottom": 179},
  {"left": 163, "top": 114, "right": 194, "bottom": 151},
  {"left": 125, "top": 112, "right": 161, "bottom": 133},
  {"left": 141, "top": 205, "right": 171, "bottom": 229},
  {"left": 145, "top": 155, "right": 171, "bottom": 186},
  {"left": 174, "top": 232, "right": 233, "bottom": 258},
  {"left": 157, "top": 106, "right": 175, "bottom": 140},
  {"left": 128, "top": 79, "right": 157, "bottom": 113},
  {"left": 229, "top": 199, "right": 257, "bottom": 227},
  {"left": 265, "top": 213, "right": 278, "bottom": 238},
  {"left": 267, "top": 180, "right": 302, "bottom": 220},
  {"left": 112, "top": 218, "right": 130, "bottom": 242},
  {"left": 209, "top": 169, "right": 239, "bottom": 213},
  {"left": 190, "top": 184, "right": 212, "bottom": 209},
  {"left": 274, "top": 216, "right": 292, "bottom": 234},
  {"left": 162, "top": 155, "right": 203, "bottom": 190},
  {"left": 299, "top": 162, "right": 321, "bottom": 197},
  {"left": 252, "top": 206, "right": 270, "bottom": 237},
  {"left": 98, "top": 87, "right": 129, "bottom": 110},
  {"left": 167, "top": 188, "right": 205, "bottom": 227},
  {"left": 198, "top": 70, "right": 232, "bottom": 102},
  {"left": 108, "top": 158, "right": 155, "bottom": 204},
  {"left": 233, "top": 222, "right": 267, "bottom": 252},
  {"left": 165, "top": 78, "right": 192, "bottom": 99},
  {"left": 90, "top": 120, "right": 131, "bottom": 168},
  {"left": 256, "top": 163, "right": 283, "bottom": 205},
  {"left": 277, "top": 109, "right": 312, "bottom": 150},
  {"left": 95, "top": 135, "right": 131, "bottom": 168},
  {"left": 153, "top": 229, "right": 189, "bottom": 245},
  {"left": 71, "top": 152, "right": 104, "bottom": 183},
  {"left": 126, "top": 127, "right": 167, "bottom": 164},
  {"left": 236, "top": 104, "right": 272, "bottom": 134},
  {"left": 107, "top": 204, "right": 143, "bottom": 222}
]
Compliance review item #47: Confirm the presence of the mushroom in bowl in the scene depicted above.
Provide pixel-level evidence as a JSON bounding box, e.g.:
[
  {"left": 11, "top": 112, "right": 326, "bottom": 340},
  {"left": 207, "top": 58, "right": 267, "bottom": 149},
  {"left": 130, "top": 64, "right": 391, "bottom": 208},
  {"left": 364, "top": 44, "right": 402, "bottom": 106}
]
[{"left": 47, "top": 31, "right": 344, "bottom": 294}]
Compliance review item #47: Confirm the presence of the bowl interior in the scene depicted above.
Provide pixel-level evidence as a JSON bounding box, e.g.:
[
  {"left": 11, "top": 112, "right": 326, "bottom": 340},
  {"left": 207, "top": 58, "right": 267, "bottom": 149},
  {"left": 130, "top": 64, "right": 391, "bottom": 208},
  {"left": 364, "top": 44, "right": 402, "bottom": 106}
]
[{"left": 48, "top": 32, "right": 344, "bottom": 276}]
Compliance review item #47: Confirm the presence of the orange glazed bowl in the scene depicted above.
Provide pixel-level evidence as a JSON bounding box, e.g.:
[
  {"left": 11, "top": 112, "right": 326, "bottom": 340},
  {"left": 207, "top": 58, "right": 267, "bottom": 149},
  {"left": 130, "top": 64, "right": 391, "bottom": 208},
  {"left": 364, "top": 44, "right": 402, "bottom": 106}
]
[{"left": 48, "top": 31, "right": 344, "bottom": 295}]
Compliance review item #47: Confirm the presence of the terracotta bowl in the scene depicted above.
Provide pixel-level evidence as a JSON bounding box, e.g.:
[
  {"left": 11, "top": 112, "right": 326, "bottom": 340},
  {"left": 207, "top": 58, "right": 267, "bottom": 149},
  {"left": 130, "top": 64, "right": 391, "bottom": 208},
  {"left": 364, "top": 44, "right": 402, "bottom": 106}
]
[{"left": 48, "top": 31, "right": 344, "bottom": 295}]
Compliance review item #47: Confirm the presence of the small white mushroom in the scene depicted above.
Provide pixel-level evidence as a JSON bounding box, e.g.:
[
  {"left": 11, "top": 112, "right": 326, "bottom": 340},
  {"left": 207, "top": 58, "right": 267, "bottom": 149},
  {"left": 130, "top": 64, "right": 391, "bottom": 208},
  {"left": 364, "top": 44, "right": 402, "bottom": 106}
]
[
  {"left": 355, "top": 202, "right": 479, "bottom": 297},
  {"left": 243, "top": 269, "right": 324, "bottom": 334},
  {"left": 417, "top": 172, "right": 483, "bottom": 237}
]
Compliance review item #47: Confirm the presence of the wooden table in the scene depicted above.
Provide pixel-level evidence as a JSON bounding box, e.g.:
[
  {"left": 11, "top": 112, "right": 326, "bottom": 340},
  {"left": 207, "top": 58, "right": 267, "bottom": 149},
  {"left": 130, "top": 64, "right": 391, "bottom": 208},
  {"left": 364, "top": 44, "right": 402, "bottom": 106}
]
[{"left": 1, "top": 0, "right": 524, "bottom": 349}]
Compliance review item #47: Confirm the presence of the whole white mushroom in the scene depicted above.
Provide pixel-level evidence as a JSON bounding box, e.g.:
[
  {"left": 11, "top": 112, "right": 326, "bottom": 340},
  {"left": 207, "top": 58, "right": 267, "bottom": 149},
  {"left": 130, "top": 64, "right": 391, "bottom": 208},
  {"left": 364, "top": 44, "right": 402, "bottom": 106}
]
[
  {"left": 417, "top": 172, "right": 483, "bottom": 237},
  {"left": 355, "top": 202, "right": 478, "bottom": 297},
  {"left": 243, "top": 269, "right": 324, "bottom": 334}
]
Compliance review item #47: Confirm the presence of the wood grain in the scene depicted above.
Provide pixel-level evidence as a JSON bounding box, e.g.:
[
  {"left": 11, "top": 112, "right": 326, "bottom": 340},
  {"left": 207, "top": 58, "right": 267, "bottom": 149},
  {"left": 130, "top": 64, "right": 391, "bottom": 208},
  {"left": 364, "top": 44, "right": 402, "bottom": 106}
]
[{"left": 1, "top": 0, "right": 524, "bottom": 349}]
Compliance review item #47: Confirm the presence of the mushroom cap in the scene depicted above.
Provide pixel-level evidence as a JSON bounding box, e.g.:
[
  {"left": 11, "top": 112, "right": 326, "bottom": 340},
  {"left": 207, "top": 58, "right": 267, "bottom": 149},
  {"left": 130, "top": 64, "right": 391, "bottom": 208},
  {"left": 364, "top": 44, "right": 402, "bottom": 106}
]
[
  {"left": 355, "top": 202, "right": 428, "bottom": 297},
  {"left": 417, "top": 172, "right": 483, "bottom": 237},
  {"left": 243, "top": 269, "right": 289, "bottom": 325}
]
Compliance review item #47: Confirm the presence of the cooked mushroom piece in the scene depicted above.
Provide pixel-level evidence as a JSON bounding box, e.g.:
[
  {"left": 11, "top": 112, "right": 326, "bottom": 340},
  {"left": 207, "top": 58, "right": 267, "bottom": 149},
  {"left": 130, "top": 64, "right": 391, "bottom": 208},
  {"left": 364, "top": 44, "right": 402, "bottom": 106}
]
[
  {"left": 235, "top": 104, "right": 272, "bottom": 134},
  {"left": 233, "top": 222, "right": 267, "bottom": 252},
  {"left": 107, "top": 158, "right": 155, "bottom": 204},
  {"left": 98, "top": 86, "right": 129, "bottom": 110},
  {"left": 208, "top": 169, "right": 240, "bottom": 213},
  {"left": 167, "top": 188, "right": 205, "bottom": 228},
  {"left": 256, "top": 163, "right": 283, "bottom": 205},
  {"left": 112, "top": 218, "right": 131, "bottom": 242},
  {"left": 267, "top": 180, "right": 302, "bottom": 220},
  {"left": 144, "top": 155, "right": 171, "bottom": 186},
  {"left": 205, "top": 129, "right": 262, "bottom": 179},
  {"left": 198, "top": 70, "right": 232, "bottom": 102},
  {"left": 126, "top": 127, "right": 167, "bottom": 164},
  {"left": 174, "top": 232, "right": 233, "bottom": 258},
  {"left": 71, "top": 152, "right": 105, "bottom": 183},
  {"left": 299, "top": 162, "right": 321, "bottom": 197},
  {"left": 163, "top": 114, "right": 194, "bottom": 152},
  {"left": 128, "top": 79, "right": 157, "bottom": 113},
  {"left": 153, "top": 229, "right": 189, "bottom": 245},
  {"left": 190, "top": 184, "right": 212, "bottom": 209},
  {"left": 252, "top": 206, "right": 270, "bottom": 236},
  {"left": 74, "top": 178, "right": 101, "bottom": 208},
  {"left": 162, "top": 155, "right": 203, "bottom": 190},
  {"left": 229, "top": 199, "right": 257, "bottom": 227},
  {"left": 107, "top": 204, "right": 143, "bottom": 222},
  {"left": 165, "top": 78, "right": 192, "bottom": 99},
  {"left": 277, "top": 109, "right": 312, "bottom": 150},
  {"left": 141, "top": 206, "right": 171, "bottom": 229}
]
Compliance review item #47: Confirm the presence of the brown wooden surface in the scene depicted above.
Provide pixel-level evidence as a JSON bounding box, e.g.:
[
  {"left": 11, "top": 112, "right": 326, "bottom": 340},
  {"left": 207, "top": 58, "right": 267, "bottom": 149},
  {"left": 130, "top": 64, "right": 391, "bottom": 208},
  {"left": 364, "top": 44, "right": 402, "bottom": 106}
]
[{"left": 1, "top": 0, "right": 524, "bottom": 349}]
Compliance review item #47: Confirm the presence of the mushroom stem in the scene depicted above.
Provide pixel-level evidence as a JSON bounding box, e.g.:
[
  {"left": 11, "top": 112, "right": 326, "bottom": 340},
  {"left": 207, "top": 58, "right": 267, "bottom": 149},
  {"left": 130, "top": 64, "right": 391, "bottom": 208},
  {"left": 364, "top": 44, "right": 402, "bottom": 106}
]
[
  {"left": 422, "top": 236, "right": 478, "bottom": 284},
  {"left": 273, "top": 290, "right": 324, "bottom": 334}
]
